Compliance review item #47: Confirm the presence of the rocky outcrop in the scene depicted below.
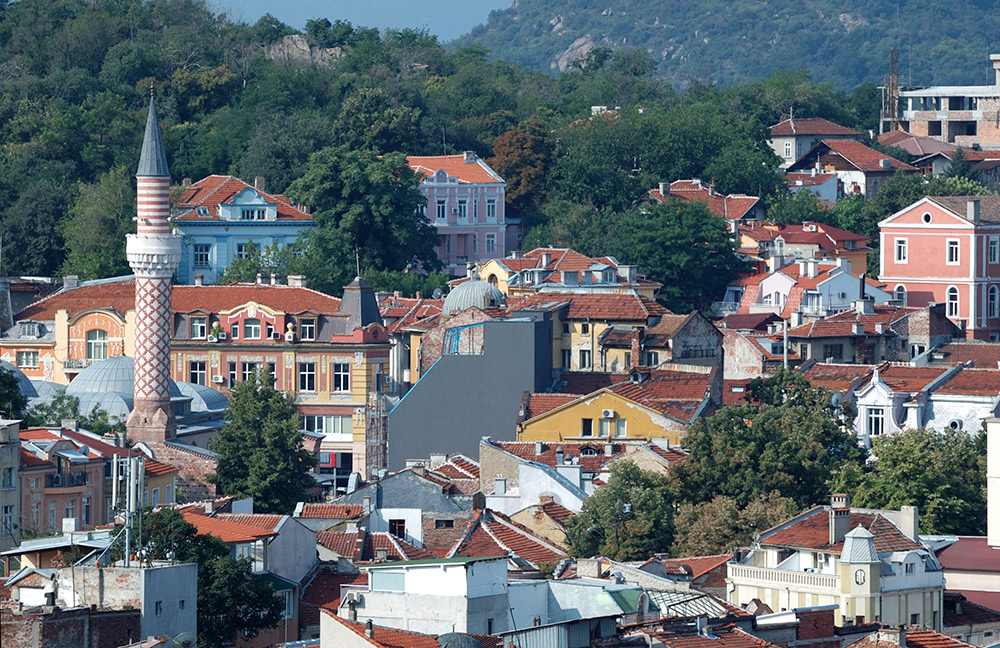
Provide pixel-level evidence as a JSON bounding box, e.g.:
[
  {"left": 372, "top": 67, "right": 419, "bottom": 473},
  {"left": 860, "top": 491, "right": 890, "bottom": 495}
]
[{"left": 267, "top": 34, "right": 344, "bottom": 66}]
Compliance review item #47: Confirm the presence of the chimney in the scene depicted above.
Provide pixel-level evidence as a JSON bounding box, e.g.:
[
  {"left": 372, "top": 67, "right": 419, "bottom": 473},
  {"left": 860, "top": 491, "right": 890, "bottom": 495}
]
[
  {"left": 366, "top": 620, "right": 375, "bottom": 639},
  {"left": 831, "top": 493, "right": 850, "bottom": 508},
  {"left": 659, "top": 182, "right": 669, "bottom": 195},
  {"left": 463, "top": 151, "right": 476, "bottom": 163},
  {"left": 256, "top": 273, "right": 264, "bottom": 284},
  {"left": 61, "top": 419, "right": 78, "bottom": 431},
  {"left": 854, "top": 298, "right": 875, "bottom": 315},
  {"left": 811, "top": 167, "right": 817, "bottom": 177},
  {"left": 63, "top": 275, "right": 79, "bottom": 289},
  {"left": 541, "top": 252, "right": 552, "bottom": 268},
  {"left": 630, "top": 329, "right": 641, "bottom": 370},
  {"left": 287, "top": 275, "right": 307, "bottom": 288},
  {"left": 988, "top": 418, "right": 1000, "bottom": 548},
  {"left": 790, "top": 311, "right": 803, "bottom": 327},
  {"left": 254, "top": 176, "right": 266, "bottom": 192},
  {"left": 494, "top": 477, "right": 507, "bottom": 495},
  {"left": 968, "top": 198, "right": 981, "bottom": 224},
  {"left": 204, "top": 502, "right": 213, "bottom": 514},
  {"left": 879, "top": 158, "right": 892, "bottom": 170},
  {"left": 62, "top": 517, "right": 80, "bottom": 534},
  {"left": 194, "top": 274, "right": 204, "bottom": 286},
  {"left": 852, "top": 322, "right": 864, "bottom": 335},
  {"left": 875, "top": 322, "right": 886, "bottom": 334},
  {"left": 617, "top": 265, "right": 638, "bottom": 284},
  {"left": 555, "top": 447, "right": 564, "bottom": 465},
  {"left": 829, "top": 507, "right": 850, "bottom": 545},
  {"left": 604, "top": 443, "right": 614, "bottom": 457},
  {"left": 806, "top": 259, "right": 818, "bottom": 278},
  {"left": 362, "top": 495, "right": 372, "bottom": 515},
  {"left": 878, "top": 627, "right": 906, "bottom": 648},
  {"left": 375, "top": 547, "right": 388, "bottom": 561},
  {"left": 534, "top": 441, "right": 543, "bottom": 456},
  {"left": 182, "top": 177, "right": 192, "bottom": 188},
  {"left": 270, "top": 273, "right": 278, "bottom": 285},
  {"left": 991, "top": 54, "right": 1000, "bottom": 86},
  {"left": 561, "top": 270, "right": 577, "bottom": 285}
]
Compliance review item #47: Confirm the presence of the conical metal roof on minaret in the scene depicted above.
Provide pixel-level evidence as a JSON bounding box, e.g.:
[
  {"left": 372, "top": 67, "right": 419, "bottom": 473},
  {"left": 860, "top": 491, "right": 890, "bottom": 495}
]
[{"left": 136, "top": 88, "right": 170, "bottom": 178}]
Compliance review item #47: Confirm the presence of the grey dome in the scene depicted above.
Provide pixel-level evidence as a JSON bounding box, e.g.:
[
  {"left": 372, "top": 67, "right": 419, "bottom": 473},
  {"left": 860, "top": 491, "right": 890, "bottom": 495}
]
[
  {"left": 437, "top": 634, "right": 484, "bottom": 648},
  {"left": 442, "top": 276, "right": 505, "bottom": 316},
  {"left": 76, "top": 391, "right": 134, "bottom": 420},
  {"left": 176, "top": 382, "right": 229, "bottom": 413},
  {"left": 1, "top": 360, "right": 38, "bottom": 399},
  {"left": 66, "top": 356, "right": 183, "bottom": 398}
]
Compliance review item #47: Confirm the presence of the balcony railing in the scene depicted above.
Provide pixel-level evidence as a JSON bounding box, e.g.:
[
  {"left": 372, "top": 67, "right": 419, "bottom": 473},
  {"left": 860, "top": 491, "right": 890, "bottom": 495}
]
[
  {"left": 63, "top": 358, "right": 103, "bottom": 371},
  {"left": 46, "top": 471, "right": 89, "bottom": 488},
  {"left": 711, "top": 301, "right": 739, "bottom": 314},
  {"left": 728, "top": 564, "right": 839, "bottom": 590}
]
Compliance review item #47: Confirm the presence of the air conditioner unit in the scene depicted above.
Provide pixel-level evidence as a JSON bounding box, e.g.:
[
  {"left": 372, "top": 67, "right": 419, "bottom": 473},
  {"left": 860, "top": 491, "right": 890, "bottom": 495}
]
[
  {"left": 207, "top": 335, "right": 218, "bottom": 343},
  {"left": 212, "top": 375, "right": 225, "bottom": 384},
  {"left": 451, "top": 208, "right": 459, "bottom": 214},
  {"left": 601, "top": 408, "right": 615, "bottom": 418},
  {"left": 285, "top": 332, "right": 295, "bottom": 343},
  {"left": 217, "top": 332, "right": 228, "bottom": 340},
  {"left": 271, "top": 332, "right": 282, "bottom": 340},
  {"left": 383, "top": 375, "right": 392, "bottom": 385}
]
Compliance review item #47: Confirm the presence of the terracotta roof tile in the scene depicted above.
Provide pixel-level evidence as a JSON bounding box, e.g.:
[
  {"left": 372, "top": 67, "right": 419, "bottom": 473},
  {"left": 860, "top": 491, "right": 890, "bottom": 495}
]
[
  {"left": 20, "top": 447, "right": 50, "bottom": 468},
  {"left": 300, "top": 569, "right": 367, "bottom": 627},
  {"left": 650, "top": 624, "right": 782, "bottom": 648},
  {"left": 317, "top": 530, "right": 363, "bottom": 560},
  {"left": 216, "top": 513, "right": 285, "bottom": 531},
  {"left": 787, "top": 305, "right": 917, "bottom": 339},
  {"left": 299, "top": 504, "right": 366, "bottom": 520},
  {"left": 523, "top": 393, "right": 578, "bottom": 419},
  {"left": 324, "top": 612, "right": 443, "bottom": 648},
  {"left": 770, "top": 117, "right": 861, "bottom": 137},
  {"left": 944, "top": 591, "right": 1000, "bottom": 627},
  {"left": 799, "top": 363, "right": 875, "bottom": 391},
  {"left": 174, "top": 175, "right": 312, "bottom": 222},
  {"left": 407, "top": 155, "right": 503, "bottom": 185},
  {"left": 649, "top": 180, "right": 761, "bottom": 221},
  {"left": 451, "top": 509, "right": 567, "bottom": 567},
  {"left": 784, "top": 172, "right": 837, "bottom": 187},
  {"left": 876, "top": 365, "right": 951, "bottom": 394},
  {"left": 855, "top": 629, "right": 974, "bottom": 648},
  {"left": 181, "top": 510, "right": 279, "bottom": 544},
  {"left": 818, "top": 140, "right": 917, "bottom": 172},
  {"left": 514, "top": 292, "right": 669, "bottom": 321},
  {"left": 928, "top": 195, "right": 1000, "bottom": 225},
  {"left": 19, "top": 429, "right": 60, "bottom": 441},
  {"left": 551, "top": 371, "right": 623, "bottom": 395},
  {"left": 496, "top": 440, "right": 631, "bottom": 472},
  {"left": 760, "top": 507, "right": 921, "bottom": 553},
  {"left": 539, "top": 501, "right": 575, "bottom": 524},
  {"left": 934, "top": 368, "right": 1000, "bottom": 396},
  {"left": 929, "top": 341, "right": 1000, "bottom": 368},
  {"left": 656, "top": 553, "right": 733, "bottom": 579}
]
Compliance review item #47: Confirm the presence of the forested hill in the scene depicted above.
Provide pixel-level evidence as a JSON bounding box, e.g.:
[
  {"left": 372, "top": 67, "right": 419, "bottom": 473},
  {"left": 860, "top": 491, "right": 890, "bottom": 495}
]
[{"left": 454, "top": 0, "right": 1000, "bottom": 88}]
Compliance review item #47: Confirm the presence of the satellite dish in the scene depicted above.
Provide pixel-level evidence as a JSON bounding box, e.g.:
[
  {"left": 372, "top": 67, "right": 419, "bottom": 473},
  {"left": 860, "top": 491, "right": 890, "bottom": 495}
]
[
  {"left": 432, "top": 288, "right": 443, "bottom": 299},
  {"left": 172, "top": 632, "right": 197, "bottom": 648}
]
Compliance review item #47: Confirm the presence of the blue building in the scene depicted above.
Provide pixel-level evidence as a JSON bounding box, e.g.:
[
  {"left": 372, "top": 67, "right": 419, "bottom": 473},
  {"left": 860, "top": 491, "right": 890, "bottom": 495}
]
[{"left": 173, "top": 175, "right": 316, "bottom": 284}]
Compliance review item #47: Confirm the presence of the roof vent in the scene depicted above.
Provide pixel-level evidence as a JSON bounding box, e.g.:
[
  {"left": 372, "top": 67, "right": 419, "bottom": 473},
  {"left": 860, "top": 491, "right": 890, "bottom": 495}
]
[
  {"left": 463, "top": 151, "right": 476, "bottom": 163},
  {"left": 879, "top": 158, "right": 892, "bottom": 169}
]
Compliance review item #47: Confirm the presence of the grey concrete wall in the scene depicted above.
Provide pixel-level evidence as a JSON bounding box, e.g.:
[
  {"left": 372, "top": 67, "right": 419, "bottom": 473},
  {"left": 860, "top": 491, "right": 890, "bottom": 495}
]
[{"left": 387, "top": 318, "right": 552, "bottom": 470}]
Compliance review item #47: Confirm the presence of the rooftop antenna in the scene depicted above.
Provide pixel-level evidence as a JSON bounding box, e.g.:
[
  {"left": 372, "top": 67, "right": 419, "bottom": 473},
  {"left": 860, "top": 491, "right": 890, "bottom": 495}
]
[{"left": 355, "top": 249, "right": 361, "bottom": 279}]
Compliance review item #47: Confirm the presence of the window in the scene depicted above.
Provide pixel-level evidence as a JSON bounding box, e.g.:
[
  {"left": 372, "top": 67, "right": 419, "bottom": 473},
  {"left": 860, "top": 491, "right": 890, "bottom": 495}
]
[
  {"left": 333, "top": 363, "right": 350, "bottom": 392},
  {"left": 228, "top": 361, "right": 238, "bottom": 385},
  {"left": 486, "top": 199, "right": 497, "bottom": 222},
  {"left": 189, "top": 361, "right": 206, "bottom": 386},
  {"left": 152, "top": 488, "right": 160, "bottom": 507},
  {"left": 581, "top": 418, "right": 593, "bottom": 437},
  {"left": 389, "top": 519, "right": 406, "bottom": 539},
  {"left": 300, "top": 318, "right": 316, "bottom": 340},
  {"left": 241, "top": 208, "right": 265, "bottom": 220},
  {"left": 485, "top": 233, "right": 496, "bottom": 254},
  {"left": 2, "top": 467, "right": 13, "bottom": 489},
  {"left": 193, "top": 244, "right": 211, "bottom": 267},
  {"left": 822, "top": 344, "right": 844, "bottom": 360},
  {"left": 895, "top": 238, "right": 908, "bottom": 262},
  {"left": 298, "top": 362, "right": 316, "bottom": 392},
  {"left": 65, "top": 500, "right": 75, "bottom": 520},
  {"left": 562, "top": 323, "right": 570, "bottom": 335},
  {"left": 2, "top": 506, "right": 13, "bottom": 535},
  {"left": 867, "top": 408, "right": 885, "bottom": 437},
  {"left": 922, "top": 212, "right": 932, "bottom": 224},
  {"left": 561, "top": 349, "right": 571, "bottom": 368},
  {"left": 947, "top": 286, "right": 960, "bottom": 318},
  {"left": 472, "top": 233, "right": 478, "bottom": 254},
  {"left": 910, "top": 614, "right": 920, "bottom": 625},
  {"left": 155, "top": 601, "right": 163, "bottom": 616},
  {"left": 947, "top": 239, "right": 960, "bottom": 265},
  {"left": 241, "top": 362, "right": 258, "bottom": 382},
  {"left": 236, "top": 242, "right": 258, "bottom": 259},
  {"left": 373, "top": 367, "right": 385, "bottom": 393},
  {"left": 581, "top": 323, "right": 590, "bottom": 334},
  {"left": 230, "top": 322, "right": 239, "bottom": 339},
  {"left": 624, "top": 351, "right": 632, "bottom": 368},
  {"left": 244, "top": 318, "right": 261, "bottom": 339},
  {"left": 445, "top": 236, "right": 451, "bottom": 254},
  {"left": 265, "top": 322, "right": 274, "bottom": 339},
  {"left": 179, "top": 600, "right": 185, "bottom": 610},
  {"left": 989, "top": 285, "right": 999, "bottom": 318},
  {"left": 894, "top": 285, "right": 907, "bottom": 305},
  {"left": 86, "top": 329, "right": 109, "bottom": 360},
  {"left": 457, "top": 199, "right": 468, "bottom": 220},
  {"left": 31, "top": 477, "right": 38, "bottom": 489},
  {"left": 644, "top": 351, "right": 659, "bottom": 366},
  {"left": 48, "top": 501, "right": 56, "bottom": 531},
  {"left": 579, "top": 349, "right": 591, "bottom": 369},
  {"left": 598, "top": 418, "right": 627, "bottom": 437},
  {"left": 191, "top": 317, "right": 207, "bottom": 339},
  {"left": 784, "top": 141, "right": 792, "bottom": 158},
  {"left": 166, "top": 484, "right": 173, "bottom": 504},
  {"left": 435, "top": 519, "right": 455, "bottom": 529},
  {"left": 16, "top": 350, "right": 38, "bottom": 369},
  {"left": 990, "top": 237, "right": 999, "bottom": 264},
  {"left": 436, "top": 199, "right": 447, "bottom": 221},
  {"left": 615, "top": 418, "right": 627, "bottom": 437},
  {"left": 282, "top": 589, "right": 296, "bottom": 620}
]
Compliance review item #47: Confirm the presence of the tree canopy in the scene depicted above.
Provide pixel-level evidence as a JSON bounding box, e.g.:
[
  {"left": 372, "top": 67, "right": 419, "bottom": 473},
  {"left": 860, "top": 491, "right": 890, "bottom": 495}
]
[
  {"left": 0, "top": 365, "right": 28, "bottom": 418},
  {"left": 209, "top": 368, "right": 316, "bottom": 513}
]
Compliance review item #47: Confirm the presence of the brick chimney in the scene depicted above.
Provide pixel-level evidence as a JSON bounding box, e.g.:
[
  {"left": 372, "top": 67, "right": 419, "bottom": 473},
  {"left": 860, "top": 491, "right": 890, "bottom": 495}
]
[
  {"left": 194, "top": 274, "right": 204, "bottom": 286},
  {"left": 829, "top": 506, "right": 851, "bottom": 545},
  {"left": 630, "top": 329, "right": 642, "bottom": 369},
  {"left": 254, "top": 176, "right": 266, "bottom": 193}
]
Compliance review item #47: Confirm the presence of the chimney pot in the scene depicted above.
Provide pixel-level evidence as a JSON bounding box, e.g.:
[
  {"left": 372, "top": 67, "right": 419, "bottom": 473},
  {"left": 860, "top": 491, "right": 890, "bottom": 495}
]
[
  {"left": 194, "top": 274, "right": 204, "bottom": 286},
  {"left": 464, "top": 151, "right": 476, "bottom": 163},
  {"left": 494, "top": 477, "right": 507, "bottom": 496},
  {"left": 604, "top": 443, "right": 614, "bottom": 457},
  {"left": 270, "top": 273, "right": 278, "bottom": 285},
  {"left": 534, "top": 441, "right": 543, "bottom": 456},
  {"left": 366, "top": 620, "right": 375, "bottom": 639},
  {"left": 256, "top": 273, "right": 263, "bottom": 284},
  {"left": 254, "top": 176, "right": 266, "bottom": 193},
  {"left": 659, "top": 182, "right": 669, "bottom": 195},
  {"left": 968, "top": 198, "right": 981, "bottom": 223}
]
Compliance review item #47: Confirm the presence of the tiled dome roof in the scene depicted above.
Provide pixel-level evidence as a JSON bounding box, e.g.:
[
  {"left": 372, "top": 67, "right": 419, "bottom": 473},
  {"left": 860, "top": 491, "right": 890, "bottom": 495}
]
[{"left": 442, "top": 276, "right": 505, "bottom": 316}]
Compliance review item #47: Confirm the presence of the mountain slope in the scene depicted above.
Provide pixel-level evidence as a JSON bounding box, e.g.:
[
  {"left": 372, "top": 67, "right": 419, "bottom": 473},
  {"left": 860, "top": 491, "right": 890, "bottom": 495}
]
[{"left": 454, "top": 0, "right": 1000, "bottom": 89}]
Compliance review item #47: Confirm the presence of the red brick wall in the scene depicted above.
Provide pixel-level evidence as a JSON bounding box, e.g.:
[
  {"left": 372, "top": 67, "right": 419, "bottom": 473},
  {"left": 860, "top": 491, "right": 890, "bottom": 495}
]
[
  {"left": 421, "top": 512, "right": 473, "bottom": 551},
  {"left": 148, "top": 442, "right": 216, "bottom": 502},
  {"left": 1, "top": 605, "right": 140, "bottom": 648}
]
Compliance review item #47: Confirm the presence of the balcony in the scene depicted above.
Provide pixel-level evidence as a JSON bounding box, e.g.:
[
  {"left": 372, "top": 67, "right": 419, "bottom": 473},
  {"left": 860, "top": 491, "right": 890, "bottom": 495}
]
[
  {"left": 46, "top": 471, "right": 90, "bottom": 488},
  {"left": 728, "top": 563, "right": 839, "bottom": 591},
  {"left": 711, "top": 301, "right": 739, "bottom": 314},
  {"left": 63, "top": 358, "right": 103, "bottom": 372}
]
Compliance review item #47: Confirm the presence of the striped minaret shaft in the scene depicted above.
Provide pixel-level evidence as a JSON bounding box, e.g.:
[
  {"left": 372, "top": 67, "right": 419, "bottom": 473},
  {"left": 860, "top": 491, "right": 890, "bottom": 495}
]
[{"left": 125, "top": 88, "right": 181, "bottom": 445}]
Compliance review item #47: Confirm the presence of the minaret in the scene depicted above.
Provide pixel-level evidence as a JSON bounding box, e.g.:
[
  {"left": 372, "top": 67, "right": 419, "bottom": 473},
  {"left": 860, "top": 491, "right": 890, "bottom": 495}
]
[{"left": 125, "top": 87, "right": 181, "bottom": 444}]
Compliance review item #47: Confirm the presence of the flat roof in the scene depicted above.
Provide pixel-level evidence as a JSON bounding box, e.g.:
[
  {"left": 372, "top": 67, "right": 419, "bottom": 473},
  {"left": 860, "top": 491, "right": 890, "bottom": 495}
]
[
  {"left": 364, "top": 555, "right": 508, "bottom": 570},
  {"left": 900, "top": 86, "right": 1000, "bottom": 98}
]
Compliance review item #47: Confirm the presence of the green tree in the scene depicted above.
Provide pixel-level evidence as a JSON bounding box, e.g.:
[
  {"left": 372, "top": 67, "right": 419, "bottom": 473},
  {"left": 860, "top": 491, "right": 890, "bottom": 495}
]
[
  {"left": 218, "top": 239, "right": 302, "bottom": 285},
  {"left": 112, "top": 508, "right": 283, "bottom": 648},
  {"left": 0, "top": 364, "right": 28, "bottom": 418},
  {"left": 672, "top": 491, "right": 798, "bottom": 556},
  {"left": 765, "top": 190, "right": 828, "bottom": 225},
  {"left": 23, "top": 390, "right": 122, "bottom": 435},
  {"left": 564, "top": 461, "right": 676, "bottom": 561},
  {"left": 287, "top": 146, "right": 440, "bottom": 294},
  {"left": 832, "top": 427, "right": 986, "bottom": 535},
  {"left": 209, "top": 368, "right": 316, "bottom": 513},
  {"left": 333, "top": 87, "right": 421, "bottom": 154},
  {"left": 611, "top": 201, "right": 748, "bottom": 312},
  {"left": 745, "top": 367, "right": 852, "bottom": 426},
  {"left": 60, "top": 165, "right": 135, "bottom": 280},
  {"left": 942, "top": 148, "right": 982, "bottom": 184}
]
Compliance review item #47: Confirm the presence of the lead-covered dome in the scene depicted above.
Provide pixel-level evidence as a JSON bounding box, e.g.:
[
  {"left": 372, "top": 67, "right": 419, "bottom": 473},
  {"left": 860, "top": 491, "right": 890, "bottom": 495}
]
[
  {"left": 442, "top": 276, "right": 505, "bottom": 316},
  {"left": 1, "top": 360, "right": 38, "bottom": 399}
]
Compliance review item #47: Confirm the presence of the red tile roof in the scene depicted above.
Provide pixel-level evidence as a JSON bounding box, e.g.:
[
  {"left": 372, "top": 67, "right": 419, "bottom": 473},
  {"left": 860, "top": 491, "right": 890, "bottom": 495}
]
[
  {"left": 380, "top": 297, "right": 443, "bottom": 333},
  {"left": 300, "top": 569, "right": 367, "bottom": 627},
  {"left": 787, "top": 305, "right": 917, "bottom": 339},
  {"left": 800, "top": 363, "right": 874, "bottom": 391},
  {"left": 934, "top": 368, "right": 1000, "bottom": 396},
  {"left": 770, "top": 117, "right": 861, "bottom": 137},
  {"left": 19, "top": 429, "right": 60, "bottom": 441},
  {"left": 215, "top": 513, "right": 285, "bottom": 531},
  {"left": 317, "top": 530, "right": 437, "bottom": 563},
  {"left": 551, "top": 371, "right": 623, "bottom": 395},
  {"left": 818, "top": 140, "right": 917, "bottom": 172},
  {"left": 450, "top": 509, "right": 568, "bottom": 567},
  {"left": 785, "top": 172, "right": 837, "bottom": 187},
  {"left": 951, "top": 590, "right": 1000, "bottom": 615},
  {"left": 430, "top": 455, "right": 480, "bottom": 481},
  {"left": 20, "top": 447, "right": 50, "bottom": 468},
  {"left": 648, "top": 180, "right": 761, "bottom": 221},
  {"left": 760, "top": 507, "right": 921, "bottom": 554},
  {"left": 523, "top": 393, "right": 578, "bottom": 419},
  {"left": 656, "top": 553, "right": 733, "bottom": 579},
  {"left": 174, "top": 175, "right": 312, "bottom": 221},
  {"left": 538, "top": 500, "right": 575, "bottom": 524},
  {"left": 18, "top": 277, "right": 342, "bottom": 320},
  {"left": 407, "top": 154, "right": 503, "bottom": 185},
  {"left": 936, "top": 536, "right": 1000, "bottom": 573},
  {"left": 181, "top": 510, "right": 279, "bottom": 544},
  {"left": 649, "top": 624, "right": 781, "bottom": 648},
  {"left": 875, "top": 365, "right": 951, "bottom": 394},
  {"left": 515, "top": 292, "right": 669, "bottom": 321},
  {"left": 929, "top": 342, "right": 1000, "bottom": 368},
  {"left": 317, "top": 530, "right": 363, "bottom": 559},
  {"left": 944, "top": 591, "right": 1000, "bottom": 627},
  {"left": 497, "top": 440, "right": 631, "bottom": 472},
  {"left": 324, "top": 612, "right": 443, "bottom": 648},
  {"left": 854, "top": 629, "right": 974, "bottom": 648},
  {"left": 299, "top": 504, "right": 365, "bottom": 520}
]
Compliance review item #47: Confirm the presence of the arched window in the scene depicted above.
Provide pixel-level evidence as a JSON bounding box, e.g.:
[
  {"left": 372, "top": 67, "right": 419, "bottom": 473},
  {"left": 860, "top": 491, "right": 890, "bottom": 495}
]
[
  {"left": 989, "top": 285, "right": 999, "bottom": 318},
  {"left": 488, "top": 274, "right": 498, "bottom": 287},
  {"left": 946, "top": 286, "right": 960, "bottom": 318},
  {"left": 86, "top": 329, "right": 108, "bottom": 360},
  {"left": 894, "top": 285, "right": 907, "bottom": 305}
]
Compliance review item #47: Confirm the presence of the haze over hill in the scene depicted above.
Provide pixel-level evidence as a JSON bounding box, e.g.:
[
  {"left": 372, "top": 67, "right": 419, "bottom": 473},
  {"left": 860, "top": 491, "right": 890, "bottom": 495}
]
[{"left": 452, "top": 0, "right": 1000, "bottom": 89}]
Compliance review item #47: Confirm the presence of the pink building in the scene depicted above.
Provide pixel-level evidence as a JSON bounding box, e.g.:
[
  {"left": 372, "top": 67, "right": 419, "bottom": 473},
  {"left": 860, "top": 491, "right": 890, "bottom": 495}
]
[
  {"left": 879, "top": 196, "right": 1000, "bottom": 340},
  {"left": 407, "top": 152, "right": 507, "bottom": 276}
]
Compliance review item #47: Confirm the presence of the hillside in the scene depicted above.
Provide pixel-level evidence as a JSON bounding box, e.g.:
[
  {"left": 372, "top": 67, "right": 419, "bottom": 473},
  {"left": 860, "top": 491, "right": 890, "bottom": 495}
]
[{"left": 454, "top": 0, "right": 1000, "bottom": 89}]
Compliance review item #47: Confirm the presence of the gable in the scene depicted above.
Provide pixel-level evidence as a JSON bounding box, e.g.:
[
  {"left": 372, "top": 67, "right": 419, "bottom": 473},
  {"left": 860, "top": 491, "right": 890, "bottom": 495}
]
[{"left": 879, "top": 197, "right": 974, "bottom": 229}]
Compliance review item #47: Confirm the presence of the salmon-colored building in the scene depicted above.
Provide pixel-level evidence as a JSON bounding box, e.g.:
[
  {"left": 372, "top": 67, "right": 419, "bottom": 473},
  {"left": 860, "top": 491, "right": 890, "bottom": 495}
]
[{"left": 879, "top": 195, "right": 1000, "bottom": 340}]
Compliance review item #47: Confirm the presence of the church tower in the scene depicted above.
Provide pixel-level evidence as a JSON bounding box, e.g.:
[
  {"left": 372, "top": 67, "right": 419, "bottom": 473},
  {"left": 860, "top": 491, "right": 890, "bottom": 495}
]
[{"left": 125, "top": 88, "right": 181, "bottom": 444}]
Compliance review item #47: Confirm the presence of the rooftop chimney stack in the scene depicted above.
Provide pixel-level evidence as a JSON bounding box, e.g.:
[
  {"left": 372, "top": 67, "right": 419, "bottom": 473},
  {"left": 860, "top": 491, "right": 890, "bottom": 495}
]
[
  {"left": 194, "top": 274, "right": 204, "bottom": 287},
  {"left": 463, "top": 150, "right": 476, "bottom": 163},
  {"left": 541, "top": 252, "right": 552, "bottom": 268},
  {"left": 968, "top": 198, "right": 981, "bottom": 223},
  {"left": 254, "top": 176, "right": 266, "bottom": 193}
]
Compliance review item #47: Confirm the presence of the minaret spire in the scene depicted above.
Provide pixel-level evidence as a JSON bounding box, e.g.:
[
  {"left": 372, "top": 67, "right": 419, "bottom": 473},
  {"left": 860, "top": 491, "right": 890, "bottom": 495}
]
[{"left": 126, "top": 87, "right": 181, "bottom": 444}]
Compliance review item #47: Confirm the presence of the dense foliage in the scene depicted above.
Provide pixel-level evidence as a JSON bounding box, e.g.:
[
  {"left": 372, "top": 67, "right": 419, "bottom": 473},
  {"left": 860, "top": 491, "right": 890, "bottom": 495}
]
[
  {"left": 208, "top": 368, "right": 316, "bottom": 513},
  {"left": 0, "top": 365, "right": 28, "bottom": 418},
  {"left": 111, "top": 508, "right": 283, "bottom": 648},
  {"left": 456, "top": 0, "right": 1000, "bottom": 89}
]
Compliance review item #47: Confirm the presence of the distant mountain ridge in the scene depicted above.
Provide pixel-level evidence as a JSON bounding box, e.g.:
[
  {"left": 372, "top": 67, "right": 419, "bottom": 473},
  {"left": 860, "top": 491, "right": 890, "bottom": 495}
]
[{"left": 454, "top": 0, "right": 1000, "bottom": 89}]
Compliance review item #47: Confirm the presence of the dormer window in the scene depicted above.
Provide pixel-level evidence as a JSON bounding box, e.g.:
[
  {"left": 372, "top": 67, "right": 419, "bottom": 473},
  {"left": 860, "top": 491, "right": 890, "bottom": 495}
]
[
  {"left": 300, "top": 318, "right": 316, "bottom": 340},
  {"left": 845, "top": 240, "right": 856, "bottom": 250},
  {"left": 191, "top": 317, "right": 207, "bottom": 339},
  {"left": 195, "top": 207, "right": 211, "bottom": 218},
  {"left": 241, "top": 208, "right": 266, "bottom": 220}
]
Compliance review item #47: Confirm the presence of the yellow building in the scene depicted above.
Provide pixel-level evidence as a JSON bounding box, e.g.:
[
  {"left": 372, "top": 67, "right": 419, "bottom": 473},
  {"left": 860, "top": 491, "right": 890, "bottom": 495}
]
[{"left": 516, "top": 366, "right": 719, "bottom": 447}]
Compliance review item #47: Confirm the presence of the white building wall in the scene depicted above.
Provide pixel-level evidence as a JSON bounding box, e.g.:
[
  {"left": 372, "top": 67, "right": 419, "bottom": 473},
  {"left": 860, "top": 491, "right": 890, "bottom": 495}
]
[{"left": 372, "top": 507, "right": 424, "bottom": 546}]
